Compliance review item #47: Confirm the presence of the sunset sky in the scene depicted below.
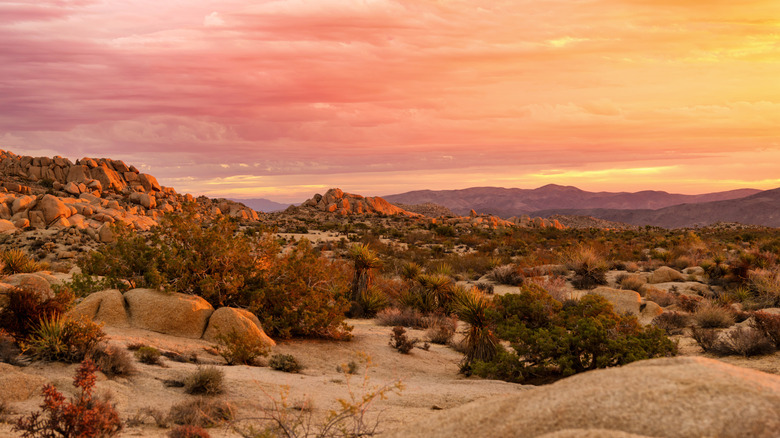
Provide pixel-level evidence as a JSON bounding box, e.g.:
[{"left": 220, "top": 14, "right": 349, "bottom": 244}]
[{"left": 2, "top": 0, "right": 780, "bottom": 202}]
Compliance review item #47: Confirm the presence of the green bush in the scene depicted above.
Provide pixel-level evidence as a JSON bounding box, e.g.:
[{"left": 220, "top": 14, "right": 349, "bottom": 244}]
[
  {"left": 255, "top": 240, "right": 352, "bottom": 339},
  {"left": 269, "top": 354, "right": 303, "bottom": 373},
  {"left": 475, "top": 290, "right": 676, "bottom": 383}
]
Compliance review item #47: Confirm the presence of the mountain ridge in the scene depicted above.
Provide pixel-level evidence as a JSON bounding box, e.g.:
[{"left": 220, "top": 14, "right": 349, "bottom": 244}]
[{"left": 383, "top": 185, "right": 762, "bottom": 217}]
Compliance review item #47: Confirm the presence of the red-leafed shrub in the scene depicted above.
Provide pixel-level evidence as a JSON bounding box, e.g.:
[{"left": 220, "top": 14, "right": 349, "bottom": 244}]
[{"left": 14, "top": 359, "right": 122, "bottom": 437}]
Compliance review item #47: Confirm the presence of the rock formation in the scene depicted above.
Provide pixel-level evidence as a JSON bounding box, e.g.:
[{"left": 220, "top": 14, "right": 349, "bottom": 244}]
[
  {"left": 385, "top": 356, "right": 780, "bottom": 438},
  {"left": 299, "top": 188, "right": 417, "bottom": 216},
  {"left": 0, "top": 150, "right": 259, "bottom": 242}
]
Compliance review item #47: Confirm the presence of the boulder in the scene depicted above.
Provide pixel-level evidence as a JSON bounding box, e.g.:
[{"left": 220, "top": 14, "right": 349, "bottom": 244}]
[
  {"left": 384, "top": 357, "right": 780, "bottom": 438},
  {"left": 124, "top": 288, "right": 214, "bottom": 339},
  {"left": 202, "top": 307, "right": 276, "bottom": 348},
  {"left": 0, "top": 363, "right": 50, "bottom": 403},
  {"left": 649, "top": 266, "right": 685, "bottom": 284},
  {"left": 11, "top": 195, "right": 34, "bottom": 214},
  {"left": 90, "top": 166, "right": 126, "bottom": 192},
  {"left": 587, "top": 287, "right": 641, "bottom": 316},
  {"left": 138, "top": 173, "right": 161, "bottom": 192},
  {"left": 66, "top": 165, "right": 91, "bottom": 184},
  {"left": 0, "top": 219, "right": 16, "bottom": 233},
  {"left": 98, "top": 223, "right": 115, "bottom": 243},
  {"left": 639, "top": 300, "right": 663, "bottom": 325},
  {"left": 67, "top": 289, "right": 129, "bottom": 327},
  {"left": 36, "top": 194, "right": 72, "bottom": 225},
  {"left": 3, "top": 273, "right": 54, "bottom": 300}
]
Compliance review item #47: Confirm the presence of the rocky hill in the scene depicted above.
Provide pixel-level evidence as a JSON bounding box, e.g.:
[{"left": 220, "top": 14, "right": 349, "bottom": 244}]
[
  {"left": 535, "top": 188, "right": 780, "bottom": 228},
  {"left": 296, "top": 188, "right": 418, "bottom": 216},
  {"left": 0, "top": 150, "right": 259, "bottom": 261},
  {"left": 384, "top": 185, "right": 761, "bottom": 217}
]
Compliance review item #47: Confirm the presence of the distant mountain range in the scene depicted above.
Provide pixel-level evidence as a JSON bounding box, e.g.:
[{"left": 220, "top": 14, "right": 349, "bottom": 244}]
[
  {"left": 536, "top": 188, "right": 780, "bottom": 228},
  {"left": 229, "top": 198, "right": 294, "bottom": 213},
  {"left": 383, "top": 184, "right": 762, "bottom": 218}
]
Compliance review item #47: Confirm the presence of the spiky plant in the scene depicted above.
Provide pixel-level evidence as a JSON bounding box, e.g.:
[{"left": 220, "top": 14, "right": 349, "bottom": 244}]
[
  {"left": 1, "top": 249, "right": 42, "bottom": 275},
  {"left": 418, "top": 274, "right": 455, "bottom": 311},
  {"left": 454, "top": 288, "right": 498, "bottom": 364},
  {"left": 400, "top": 262, "right": 422, "bottom": 281},
  {"left": 348, "top": 244, "right": 382, "bottom": 302}
]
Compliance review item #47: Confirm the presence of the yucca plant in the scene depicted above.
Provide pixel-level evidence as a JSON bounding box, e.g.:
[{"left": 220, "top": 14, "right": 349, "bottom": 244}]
[
  {"left": 454, "top": 287, "right": 498, "bottom": 364},
  {"left": 348, "top": 244, "right": 382, "bottom": 302},
  {"left": 0, "top": 249, "right": 42, "bottom": 274},
  {"left": 417, "top": 274, "right": 455, "bottom": 312},
  {"left": 400, "top": 261, "right": 422, "bottom": 281}
]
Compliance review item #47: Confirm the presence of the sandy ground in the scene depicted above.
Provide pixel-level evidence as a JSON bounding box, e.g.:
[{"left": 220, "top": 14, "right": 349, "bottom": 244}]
[{"left": 1, "top": 319, "right": 525, "bottom": 437}]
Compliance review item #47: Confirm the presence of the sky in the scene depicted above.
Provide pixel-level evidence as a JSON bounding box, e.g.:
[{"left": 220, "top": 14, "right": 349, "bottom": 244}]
[{"left": 2, "top": 0, "right": 780, "bottom": 203}]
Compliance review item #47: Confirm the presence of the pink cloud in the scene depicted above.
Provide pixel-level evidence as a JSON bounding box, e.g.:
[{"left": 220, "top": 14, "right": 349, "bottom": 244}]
[{"left": 1, "top": 0, "right": 779, "bottom": 199}]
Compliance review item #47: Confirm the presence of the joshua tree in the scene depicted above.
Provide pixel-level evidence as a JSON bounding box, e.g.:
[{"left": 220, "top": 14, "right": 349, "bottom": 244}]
[
  {"left": 348, "top": 244, "right": 382, "bottom": 302},
  {"left": 454, "top": 287, "right": 498, "bottom": 364}
]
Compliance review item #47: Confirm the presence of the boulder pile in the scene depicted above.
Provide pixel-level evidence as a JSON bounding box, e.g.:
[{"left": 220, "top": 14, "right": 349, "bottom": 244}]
[{"left": 0, "top": 150, "right": 259, "bottom": 241}]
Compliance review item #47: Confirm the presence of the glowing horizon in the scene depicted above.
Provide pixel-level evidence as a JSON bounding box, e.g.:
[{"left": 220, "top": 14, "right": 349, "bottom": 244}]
[{"left": 2, "top": 1, "right": 780, "bottom": 203}]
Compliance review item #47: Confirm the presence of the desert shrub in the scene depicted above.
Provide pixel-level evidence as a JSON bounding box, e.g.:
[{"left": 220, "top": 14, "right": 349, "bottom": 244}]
[
  {"left": 486, "top": 264, "right": 524, "bottom": 286},
  {"left": 651, "top": 312, "right": 691, "bottom": 335},
  {"left": 454, "top": 288, "right": 498, "bottom": 364},
  {"left": 0, "top": 286, "right": 73, "bottom": 340},
  {"left": 389, "top": 326, "right": 419, "bottom": 354},
  {"left": 0, "top": 248, "right": 44, "bottom": 274},
  {"left": 168, "top": 398, "right": 234, "bottom": 428},
  {"left": 375, "top": 307, "right": 425, "bottom": 328},
  {"left": 89, "top": 343, "right": 135, "bottom": 377},
  {"left": 473, "top": 282, "right": 494, "bottom": 294},
  {"left": 746, "top": 269, "right": 780, "bottom": 308},
  {"left": 424, "top": 315, "right": 457, "bottom": 344},
  {"left": 80, "top": 214, "right": 270, "bottom": 307},
  {"left": 135, "top": 346, "right": 162, "bottom": 365},
  {"left": 565, "top": 246, "right": 608, "bottom": 289},
  {"left": 618, "top": 274, "right": 646, "bottom": 292},
  {"left": 14, "top": 359, "right": 122, "bottom": 437},
  {"left": 216, "top": 329, "right": 269, "bottom": 366},
  {"left": 491, "top": 283, "right": 562, "bottom": 332},
  {"left": 527, "top": 275, "right": 572, "bottom": 302},
  {"left": 718, "top": 327, "right": 775, "bottom": 356},
  {"left": 269, "top": 354, "right": 303, "bottom": 373},
  {"left": 751, "top": 311, "right": 780, "bottom": 347},
  {"left": 168, "top": 425, "right": 210, "bottom": 438},
  {"left": 27, "top": 316, "right": 105, "bottom": 363},
  {"left": 691, "top": 327, "right": 721, "bottom": 353},
  {"left": 163, "top": 350, "right": 199, "bottom": 364},
  {"left": 693, "top": 302, "right": 735, "bottom": 328},
  {"left": 185, "top": 366, "right": 225, "bottom": 396},
  {"left": 675, "top": 294, "right": 704, "bottom": 312},
  {"left": 470, "top": 346, "right": 525, "bottom": 383},
  {"left": 60, "top": 273, "right": 114, "bottom": 298},
  {"left": 335, "top": 360, "right": 359, "bottom": 375},
  {"left": 479, "top": 292, "right": 676, "bottom": 382},
  {"left": 256, "top": 240, "right": 352, "bottom": 340}
]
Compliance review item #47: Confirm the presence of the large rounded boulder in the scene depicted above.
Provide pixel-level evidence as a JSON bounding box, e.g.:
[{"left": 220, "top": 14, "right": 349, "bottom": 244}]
[
  {"left": 67, "top": 289, "right": 129, "bottom": 327},
  {"left": 202, "top": 307, "right": 276, "bottom": 348},
  {"left": 384, "top": 357, "right": 780, "bottom": 438},
  {"left": 124, "top": 289, "right": 214, "bottom": 339}
]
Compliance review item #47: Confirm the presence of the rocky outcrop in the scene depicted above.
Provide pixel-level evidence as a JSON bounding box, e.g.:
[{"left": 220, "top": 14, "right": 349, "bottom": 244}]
[
  {"left": 0, "top": 150, "right": 260, "bottom": 242},
  {"left": 300, "top": 188, "right": 417, "bottom": 216},
  {"left": 0, "top": 363, "right": 50, "bottom": 403},
  {"left": 124, "top": 289, "right": 214, "bottom": 339},
  {"left": 68, "top": 288, "right": 275, "bottom": 345},
  {"left": 384, "top": 357, "right": 780, "bottom": 438},
  {"left": 648, "top": 266, "right": 685, "bottom": 284},
  {"left": 587, "top": 287, "right": 641, "bottom": 316},
  {"left": 202, "top": 307, "right": 276, "bottom": 348}
]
